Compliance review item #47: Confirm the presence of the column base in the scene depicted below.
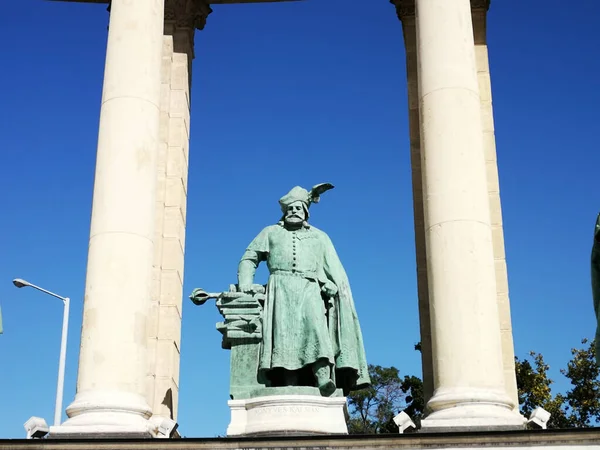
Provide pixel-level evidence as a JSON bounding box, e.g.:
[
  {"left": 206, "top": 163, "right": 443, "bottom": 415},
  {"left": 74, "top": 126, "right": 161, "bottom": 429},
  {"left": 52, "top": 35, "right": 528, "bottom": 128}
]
[
  {"left": 420, "top": 387, "right": 526, "bottom": 432},
  {"left": 48, "top": 390, "right": 157, "bottom": 439}
]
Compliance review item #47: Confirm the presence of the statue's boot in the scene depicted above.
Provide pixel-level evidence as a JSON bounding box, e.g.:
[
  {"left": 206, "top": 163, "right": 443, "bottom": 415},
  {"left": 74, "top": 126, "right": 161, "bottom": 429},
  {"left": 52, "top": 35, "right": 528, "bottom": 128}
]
[
  {"left": 314, "top": 361, "right": 336, "bottom": 396},
  {"left": 284, "top": 370, "right": 300, "bottom": 386}
]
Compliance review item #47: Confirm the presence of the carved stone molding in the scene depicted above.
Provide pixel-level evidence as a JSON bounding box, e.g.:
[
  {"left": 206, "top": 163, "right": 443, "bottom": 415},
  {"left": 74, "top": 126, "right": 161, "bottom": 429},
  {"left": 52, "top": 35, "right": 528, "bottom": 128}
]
[
  {"left": 390, "top": 0, "right": 415, "bottom": 20},
  {"left": 471, "top": 0, "right": 491, "bottom": 11},
  {"left": 391, "top": 0, "right": 490, "bottom": 21},
  {"left": 165, "top": 0, "right": 213, "bottom": 31}
]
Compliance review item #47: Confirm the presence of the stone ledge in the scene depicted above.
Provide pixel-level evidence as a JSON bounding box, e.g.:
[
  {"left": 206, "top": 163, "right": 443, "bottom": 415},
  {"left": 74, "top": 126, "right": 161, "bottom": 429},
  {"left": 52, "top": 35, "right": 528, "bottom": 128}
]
[{"left": 4, "top": 428, "right": 600, "bottom": 449}]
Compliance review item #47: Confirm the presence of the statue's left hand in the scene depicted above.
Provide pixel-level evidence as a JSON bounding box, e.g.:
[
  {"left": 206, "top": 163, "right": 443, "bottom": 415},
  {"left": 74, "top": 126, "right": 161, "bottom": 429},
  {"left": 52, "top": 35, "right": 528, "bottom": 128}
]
[{"left": 321, "top": 281, "right": 338, "bottom": 298}]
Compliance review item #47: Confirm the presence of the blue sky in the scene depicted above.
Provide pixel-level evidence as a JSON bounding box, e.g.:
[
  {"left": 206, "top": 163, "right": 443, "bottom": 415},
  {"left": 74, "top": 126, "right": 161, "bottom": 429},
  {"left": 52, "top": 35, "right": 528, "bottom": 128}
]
[{"left": 0, "top": 0, "right": 599, "bottom": 439}]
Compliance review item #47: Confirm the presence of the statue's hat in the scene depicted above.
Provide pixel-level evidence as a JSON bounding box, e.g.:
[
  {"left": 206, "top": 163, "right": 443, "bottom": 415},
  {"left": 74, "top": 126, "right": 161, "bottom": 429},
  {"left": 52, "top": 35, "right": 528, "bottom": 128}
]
[
  {"left": 279, "top": 186, "right": 310, "bottom": 213},
  {"left": 278, "top": 183, "right": 335, "bottom": 214}
]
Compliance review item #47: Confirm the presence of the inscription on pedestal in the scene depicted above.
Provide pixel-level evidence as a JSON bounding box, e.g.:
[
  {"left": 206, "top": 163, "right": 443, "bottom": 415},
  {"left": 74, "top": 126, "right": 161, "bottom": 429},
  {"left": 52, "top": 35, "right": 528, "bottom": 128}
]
[{"left": 252, "top": 405, "right": 321, "bottom": 416}]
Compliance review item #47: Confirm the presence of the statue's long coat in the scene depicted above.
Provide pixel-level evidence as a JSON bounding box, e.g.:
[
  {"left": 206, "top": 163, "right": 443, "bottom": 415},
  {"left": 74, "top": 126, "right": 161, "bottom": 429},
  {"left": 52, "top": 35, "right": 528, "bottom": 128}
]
[{"left": 238, "top": 224, "right": 370, "bottom": 393}]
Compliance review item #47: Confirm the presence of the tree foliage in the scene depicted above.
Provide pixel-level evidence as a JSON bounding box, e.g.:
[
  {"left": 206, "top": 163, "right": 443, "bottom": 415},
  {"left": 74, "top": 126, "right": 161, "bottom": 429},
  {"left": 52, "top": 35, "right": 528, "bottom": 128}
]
[
  {"left": 515, "top": 338, "right": 600, "bottom": 428},
  {"left": 347, "top": 364, "right": 424, "bottom": 434},
  {"left": 348, "top": 339, "right": 600, "bottom": 433},
  {"left": 560, "top": 338, "right": 600, "bottom": 426},
  {"left": 514, "top": 350, "right": 569, "bottom": 427}
]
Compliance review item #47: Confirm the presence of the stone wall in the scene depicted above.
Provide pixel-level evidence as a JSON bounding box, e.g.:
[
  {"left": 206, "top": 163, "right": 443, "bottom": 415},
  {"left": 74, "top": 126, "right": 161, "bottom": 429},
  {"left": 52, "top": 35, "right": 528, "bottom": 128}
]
[{"left": 147, "top": 22, "right": 194, "bottom": 423}]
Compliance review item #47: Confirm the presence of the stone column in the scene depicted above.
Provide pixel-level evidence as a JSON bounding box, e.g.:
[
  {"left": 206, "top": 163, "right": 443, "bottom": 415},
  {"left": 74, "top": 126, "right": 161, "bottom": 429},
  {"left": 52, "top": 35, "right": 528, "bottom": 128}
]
[
  {"left": 50, "top": 0, "right": 164, "bottom": 437},
  {"left": 391, "top": 0, "right": 434, "bottom": 407},
  {"left": 471, "top": 0, "right": 519, "bottom": 410},
  {"left": 147, "top": 0, "right": 211, "bottom": 424},
  {"left": 415, "top": 0, "right": 523, "bottom": 430}
]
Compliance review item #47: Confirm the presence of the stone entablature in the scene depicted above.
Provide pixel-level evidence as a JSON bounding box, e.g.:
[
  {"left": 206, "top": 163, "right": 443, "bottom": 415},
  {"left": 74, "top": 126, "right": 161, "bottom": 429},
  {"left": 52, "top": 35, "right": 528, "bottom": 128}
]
[{"left": 7, "top": 428, "right": 600, "bottom": 450}]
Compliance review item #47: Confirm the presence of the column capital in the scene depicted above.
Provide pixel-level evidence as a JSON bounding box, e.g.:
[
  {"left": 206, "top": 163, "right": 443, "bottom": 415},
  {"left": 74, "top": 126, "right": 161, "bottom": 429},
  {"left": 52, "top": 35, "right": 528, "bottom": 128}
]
[
  {"left": 390, "top": 0, "right": 415, "bottom": 21},
  {"left": 471, "top": 0, "right": 490, "bottom": 44},
  {"left": 391, "top": 0, "right": 490, "bottom": 21},
  {"left": 471, "top": 0, "right": 491, "bottom": 12},
  {"left": 165, "top": 0, "right": 213, "bottom": 31}
]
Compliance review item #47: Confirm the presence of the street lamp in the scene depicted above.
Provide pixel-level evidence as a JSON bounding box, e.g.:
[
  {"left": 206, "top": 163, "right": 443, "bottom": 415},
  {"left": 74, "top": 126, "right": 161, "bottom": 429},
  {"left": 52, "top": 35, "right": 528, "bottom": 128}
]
[{"left": 13, "top": 278, "right": 70, "bottom": 428}]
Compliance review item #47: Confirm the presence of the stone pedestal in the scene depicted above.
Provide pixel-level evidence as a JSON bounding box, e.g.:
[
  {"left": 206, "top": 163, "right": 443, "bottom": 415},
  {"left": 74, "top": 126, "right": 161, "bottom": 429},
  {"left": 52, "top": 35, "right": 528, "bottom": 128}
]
[{"left": 227, "top": 395, "right": 348, "bottom": 436}]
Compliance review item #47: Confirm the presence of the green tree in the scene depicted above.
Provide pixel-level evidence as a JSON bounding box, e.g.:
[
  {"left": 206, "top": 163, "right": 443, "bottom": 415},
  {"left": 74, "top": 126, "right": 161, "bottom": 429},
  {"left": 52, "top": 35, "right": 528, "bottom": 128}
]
[
  {"left": 347, "top": 364, "right": 424, "bottom": 434},
  {"left": 561, "top": 338, "right": 600, "bottom": 427},
  {"left": 514, "top": 350, "right": 569, "bottom": 428},
  {"left": 347, "top": 365, "right": 403, "bottom": 434},
  {"left": 400, "top": 375, "right": 424, "bottom": 427},
  {"left": 515, "top": 338, "right": 600, "bottom": 429}
]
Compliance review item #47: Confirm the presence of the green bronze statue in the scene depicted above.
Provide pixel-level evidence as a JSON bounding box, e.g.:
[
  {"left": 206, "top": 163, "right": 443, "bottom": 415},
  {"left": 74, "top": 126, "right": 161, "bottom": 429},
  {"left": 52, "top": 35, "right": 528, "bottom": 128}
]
[
  {"left": 592, "top": 213, "right": 600, "bottom": 364},
  {"left": 191, "top": 184, "right": 370, "bottom": 399}
]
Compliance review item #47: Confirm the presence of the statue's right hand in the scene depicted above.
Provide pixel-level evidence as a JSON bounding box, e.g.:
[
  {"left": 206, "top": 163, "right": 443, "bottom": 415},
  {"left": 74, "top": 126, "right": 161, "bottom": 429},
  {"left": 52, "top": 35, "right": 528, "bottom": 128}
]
[
  {"left": 238, "top": 283, "right": 265, "bottom": 295},
  {"left": 238, "top": 284, "right": 253, "bottom": 294}
]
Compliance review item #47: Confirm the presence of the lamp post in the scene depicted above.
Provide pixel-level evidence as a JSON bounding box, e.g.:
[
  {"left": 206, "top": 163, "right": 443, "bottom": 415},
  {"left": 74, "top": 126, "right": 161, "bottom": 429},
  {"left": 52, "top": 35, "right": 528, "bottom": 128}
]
[{"left": 13, "top": 278, "right": 70, "bottom": 427}]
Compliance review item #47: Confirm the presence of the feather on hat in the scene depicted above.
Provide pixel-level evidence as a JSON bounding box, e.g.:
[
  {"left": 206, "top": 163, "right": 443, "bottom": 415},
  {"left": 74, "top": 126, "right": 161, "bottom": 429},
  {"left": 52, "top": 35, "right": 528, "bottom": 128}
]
[{"left": 278, "top": 183, "right": 335, "bottom": 213}]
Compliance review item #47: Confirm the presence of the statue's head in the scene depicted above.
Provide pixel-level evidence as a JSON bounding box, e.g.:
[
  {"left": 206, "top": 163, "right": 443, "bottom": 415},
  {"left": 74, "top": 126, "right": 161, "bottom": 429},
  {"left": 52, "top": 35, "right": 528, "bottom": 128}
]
[
  {"left": 279, "top": 186, "right": 310, "bottom": 229},
  {"left": 283, "top": 200, "right": 309, "bottom": 227}
]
